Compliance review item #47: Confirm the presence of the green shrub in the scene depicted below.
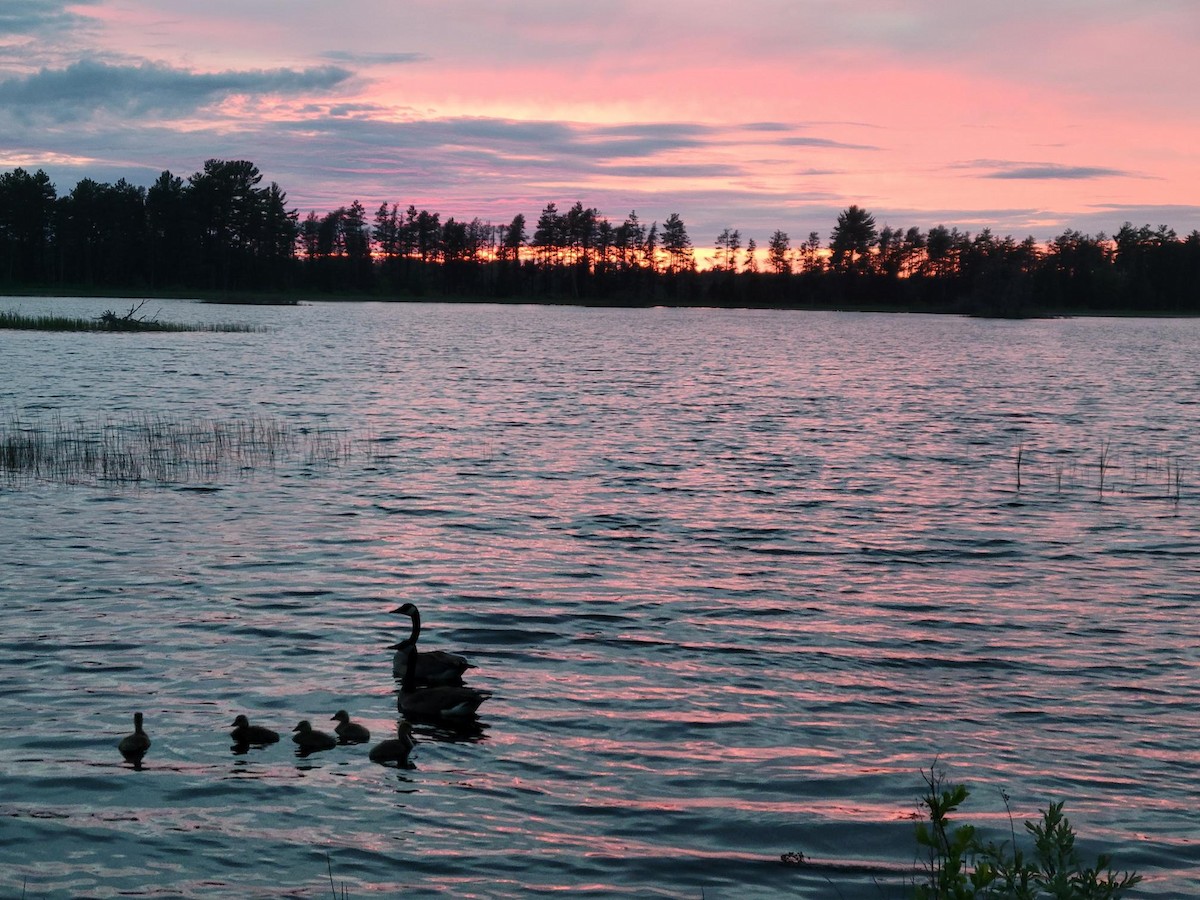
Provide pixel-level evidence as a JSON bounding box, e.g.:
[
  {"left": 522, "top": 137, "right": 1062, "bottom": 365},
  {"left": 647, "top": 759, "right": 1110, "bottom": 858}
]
[{"left": 915, "top": 765, "right": 1141, "bottom": 899}]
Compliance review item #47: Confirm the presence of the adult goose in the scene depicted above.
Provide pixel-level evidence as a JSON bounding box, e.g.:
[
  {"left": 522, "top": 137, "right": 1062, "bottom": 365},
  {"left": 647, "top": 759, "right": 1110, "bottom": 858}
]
[
  {"left": 330, "top": 710, "right": 371, "bottom": 744},
  {"left": 369, "top": 721, "right": 415, "bottom": 765},
  {"left": 391, "top": 603, "right": 473, "bottom": 685},
  {"left": 291, "top": 720, "right": 338, "bottom": 753},
  {"left": 398, "top": 645, "right": 491, "bottom": 722},
  {"left": 118, "top": 712, "right": 151, "bottom": 762},
  {"left": 230, "top": 715, "right": 280, "bottom": 746}
]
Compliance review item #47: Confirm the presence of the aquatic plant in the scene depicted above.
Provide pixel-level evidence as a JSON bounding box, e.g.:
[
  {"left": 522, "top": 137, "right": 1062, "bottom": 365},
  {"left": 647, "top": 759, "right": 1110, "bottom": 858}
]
[
  {"left": 0, "top": 301, "right": 262, "bottom": 333},
  {"left": 1097, "top": 440, "right": 1111, "bottom": 499},
  {"left": 914, "top": 764, "right": 1141, "bottom": 899},
  {"left": 1007, "top": 439, "right": 1189, "bottom": 504},
  {"left": 0, "top": 412, "right": 373, "bottom": 486},
  {"left": 326, "top": 853, "right": 348, "bottom": 900}
]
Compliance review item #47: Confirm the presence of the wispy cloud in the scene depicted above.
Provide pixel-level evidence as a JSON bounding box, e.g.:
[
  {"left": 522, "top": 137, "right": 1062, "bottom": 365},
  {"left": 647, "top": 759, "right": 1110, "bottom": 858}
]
[
  {"left": 0, "top": 0, "right": 94, "bottom": 37},
  {"left": 778, "top": 136, "right": 879, "bottom": 151},
  {"left": 1, "top": 0, "right": 1196, "bottom": 242},
  {"left": 321, "top": 50, "right": 427, "bottom": 66},
  {"left": 0, "top": 59, "right": 353, "bottom": 122},
  {"left": 986, "top": 164, "right": 1129, "bottom": 181},
  {"left": 953, "top": 159, "right": 1133, "bottom": 181},
  {"left": 593, "top": 163, "right": 740, "bottom": 179},
  {"left": 1073, "top": 203, "right": 1200, "bottom": 236}
]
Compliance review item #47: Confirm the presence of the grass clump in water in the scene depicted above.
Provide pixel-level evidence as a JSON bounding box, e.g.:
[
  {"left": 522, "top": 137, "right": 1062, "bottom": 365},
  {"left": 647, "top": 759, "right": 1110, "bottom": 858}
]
[
  {"left": 0, "top": 413, "right": 368, "bottom": 486},
  {"left": 1, "top": 300, "right": 261, "bottom": 333},
  {"left": 1009, "top": 439, "right": 1190, "bottom": 504}
]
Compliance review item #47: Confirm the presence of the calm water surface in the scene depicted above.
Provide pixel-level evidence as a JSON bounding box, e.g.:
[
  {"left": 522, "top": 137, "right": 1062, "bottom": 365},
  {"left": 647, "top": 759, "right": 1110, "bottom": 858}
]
[{"left": 1, "top": 298, "right": 1198, "bottom": 898}]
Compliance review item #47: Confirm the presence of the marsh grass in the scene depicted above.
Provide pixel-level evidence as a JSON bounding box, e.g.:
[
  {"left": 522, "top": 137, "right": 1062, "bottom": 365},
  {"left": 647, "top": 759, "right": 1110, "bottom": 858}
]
[
  {"left": 1097, "top": 440, "right": 1111, "bottom": 498},
  {"left": 1, "top": 413, "right": 375, "bottom": 486},
  {"left": 1, "top": 302, "right": 262, "bottom": 333},
  {"left": 1009, "top": 441, "right": 1190, "bottom": 504}
]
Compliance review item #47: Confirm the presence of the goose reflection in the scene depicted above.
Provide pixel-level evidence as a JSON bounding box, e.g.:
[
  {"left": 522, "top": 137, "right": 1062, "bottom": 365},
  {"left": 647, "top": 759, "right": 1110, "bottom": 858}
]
[{"left": 408, "top": 718, "right": 489, "bottom": 744}]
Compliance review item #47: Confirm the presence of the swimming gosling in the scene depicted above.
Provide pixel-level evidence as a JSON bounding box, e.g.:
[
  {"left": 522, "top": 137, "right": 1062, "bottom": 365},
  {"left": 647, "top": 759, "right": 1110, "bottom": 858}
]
[
  {"left": 291, "top": 720, "right": 338, "bottom": 753},
  {"left": 230, "top": 715, "right": 280, "bottom": 745},
  {"left": 368, "top": 721, "right": 415, "bottom": 765},
  {"left": 330, "top": 709, "right": 370, "bottom": 744},
  {"left": 118, "top": 712, "right": 151, "bottom": 761}
]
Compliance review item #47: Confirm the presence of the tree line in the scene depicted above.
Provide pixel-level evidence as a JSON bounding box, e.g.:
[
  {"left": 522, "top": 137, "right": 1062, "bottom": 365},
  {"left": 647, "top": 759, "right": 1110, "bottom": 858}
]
[{"left": 1, "top": 160, "right": 1197, "bottom": 314}]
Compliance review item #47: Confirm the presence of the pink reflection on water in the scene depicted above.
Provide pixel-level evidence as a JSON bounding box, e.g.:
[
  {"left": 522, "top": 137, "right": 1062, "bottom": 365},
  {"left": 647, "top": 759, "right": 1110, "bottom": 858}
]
[{"left": 7, "top": 307, "right": 1198, "bottom": 894}]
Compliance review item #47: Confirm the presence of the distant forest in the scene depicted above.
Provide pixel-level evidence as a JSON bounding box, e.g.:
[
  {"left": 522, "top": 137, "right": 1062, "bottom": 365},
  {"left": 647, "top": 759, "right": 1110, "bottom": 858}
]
[{"left": 2, "top": 159, "right": 1198, "bottom": 315}]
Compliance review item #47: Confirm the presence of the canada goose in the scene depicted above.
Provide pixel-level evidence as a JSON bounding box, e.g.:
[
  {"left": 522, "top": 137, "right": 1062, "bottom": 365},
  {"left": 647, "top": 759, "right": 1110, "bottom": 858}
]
[
  {"left": 118, "top": 712, "right": 151, "bottom": 761},
  {"left": 230, "top": 715, "right": 280, "bottom": 745},
  {"left": 330, "top": 710, "right": 370, "bottom": 744},
  {"left": 398, "top": 644, "right": 491, "bottom": 721},
  {"left": 291, "top": 720, "right": 337, "bottom": 752},
  {"left": 368, "top": 721, "right": 415, "bottom": 764},
  {"left": 391, "top": 603, "right": 473, "bottom": 684}
]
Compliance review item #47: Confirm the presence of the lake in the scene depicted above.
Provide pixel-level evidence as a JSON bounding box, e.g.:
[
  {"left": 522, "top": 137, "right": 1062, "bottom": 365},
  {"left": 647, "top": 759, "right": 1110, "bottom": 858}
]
[{"left": 1, "top": 297, "right": 1197, "bottom": 898}]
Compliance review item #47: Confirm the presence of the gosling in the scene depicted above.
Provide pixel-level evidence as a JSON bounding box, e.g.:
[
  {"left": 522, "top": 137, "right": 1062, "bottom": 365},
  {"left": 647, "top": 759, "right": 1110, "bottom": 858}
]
[
  {"left": 291, "top": 720, "right": 338, "bottom": 753},
  {"left": 230, "top": 714, "right": 280, "bottom": 745},
  {"left": 369, "top": 721, "right": 415, "bottom": 765},
  {"left": 330, "top": 710, "right": 371, "bottom": 744},
  {"left": 118, "top": 712, "right": 151, "bottom": 761}
]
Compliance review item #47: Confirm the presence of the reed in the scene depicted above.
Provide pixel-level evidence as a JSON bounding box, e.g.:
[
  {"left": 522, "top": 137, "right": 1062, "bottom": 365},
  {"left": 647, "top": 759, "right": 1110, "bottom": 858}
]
[
  {"left": 1008, "top": 440, "right": 1190, "bottom": 503},
  {"left": 0, "top": 413, "right": 373, "bottom": 486},
  {"left": 326, "top": 853, "right": 348, "bottom": 900},
  {"left": 1, "top": 302, "right": 262, "bottom": 333},
  {"left": 1097, "top": 440, "right": 1111, "bottom": 498}
]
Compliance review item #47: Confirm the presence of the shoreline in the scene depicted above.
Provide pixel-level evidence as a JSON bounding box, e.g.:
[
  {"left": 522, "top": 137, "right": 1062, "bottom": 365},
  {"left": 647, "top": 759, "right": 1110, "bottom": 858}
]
[{"left": 3, "top": 286, "right": 1196, "bottom": 319}]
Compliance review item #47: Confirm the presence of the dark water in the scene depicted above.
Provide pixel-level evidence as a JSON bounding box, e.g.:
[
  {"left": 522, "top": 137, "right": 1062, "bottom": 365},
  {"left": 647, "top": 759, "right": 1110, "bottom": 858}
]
[{"left": 1, "top": 298, "right": 1198, "bottom": 898}]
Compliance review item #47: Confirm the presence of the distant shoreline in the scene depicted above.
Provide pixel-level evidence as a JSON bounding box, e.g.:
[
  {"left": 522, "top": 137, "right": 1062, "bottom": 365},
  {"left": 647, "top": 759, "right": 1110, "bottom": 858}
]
[
  {"left": 3, "top": 286, "right": 1197, "bottom": 320},
  {"left": 4, "top": 162, "right": 1197, "bottom": 318}
]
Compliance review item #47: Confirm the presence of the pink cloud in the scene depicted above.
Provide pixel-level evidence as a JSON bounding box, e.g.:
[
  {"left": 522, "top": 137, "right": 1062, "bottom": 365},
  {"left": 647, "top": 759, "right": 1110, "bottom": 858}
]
[{"left": 2, "top": 0, "right": 1196, "bottom": 242}]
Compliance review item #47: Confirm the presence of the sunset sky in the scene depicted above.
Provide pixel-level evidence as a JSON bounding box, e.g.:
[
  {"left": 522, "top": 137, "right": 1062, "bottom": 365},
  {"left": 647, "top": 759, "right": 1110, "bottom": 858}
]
[{"left": 2, "top": 0, "right": 1198, "bottom": 249}]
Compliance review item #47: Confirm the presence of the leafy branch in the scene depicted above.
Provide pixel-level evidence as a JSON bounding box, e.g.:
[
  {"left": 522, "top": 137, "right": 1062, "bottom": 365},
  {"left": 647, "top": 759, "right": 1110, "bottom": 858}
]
[{"left": 915, "top": 764, "right": 1141, "bottom": 899}]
